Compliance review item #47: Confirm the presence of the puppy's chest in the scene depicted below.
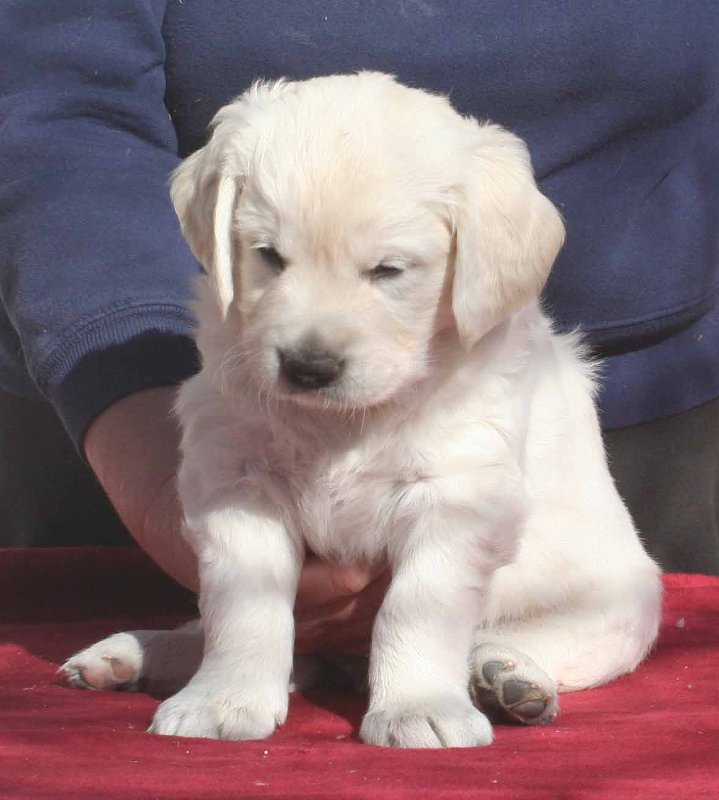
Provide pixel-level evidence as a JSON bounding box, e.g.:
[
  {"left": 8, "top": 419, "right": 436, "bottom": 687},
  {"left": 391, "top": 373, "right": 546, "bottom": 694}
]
[{"left": 271, "top": 437, "right": 415, "bottom": 564}]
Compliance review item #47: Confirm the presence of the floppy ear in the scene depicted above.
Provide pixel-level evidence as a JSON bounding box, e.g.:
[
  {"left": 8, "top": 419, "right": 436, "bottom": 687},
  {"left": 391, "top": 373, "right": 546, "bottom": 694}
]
[
  {"left": 169, "top": 79, "right": 292, "bottom": 317},
  {"left": 452, "top": 122, "right": 565, "bottom": 349},
  {"left": 170, "top": 147, "right": 239, "bottom": 318}
]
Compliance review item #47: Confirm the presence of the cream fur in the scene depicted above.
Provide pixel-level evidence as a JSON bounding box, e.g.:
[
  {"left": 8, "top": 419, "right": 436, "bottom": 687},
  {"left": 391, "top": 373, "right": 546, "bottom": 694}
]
[{"left": 71, "top": 73, "right": 663, "bottom": 748}]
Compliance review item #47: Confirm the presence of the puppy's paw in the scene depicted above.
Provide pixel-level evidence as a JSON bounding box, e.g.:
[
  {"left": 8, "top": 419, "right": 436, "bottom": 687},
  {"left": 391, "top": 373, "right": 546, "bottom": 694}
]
[
  {"left": 149, "top": 682, "right": 287, "bottom": 741},
  {"left": 470, "top": 643, "right": 558, "bottom": 725},
  {"left": 360, "top": 694, "right": 493, "bottom": 748},
  {"left": 61, "top": 632, "right": 144, "bottom": 690}
]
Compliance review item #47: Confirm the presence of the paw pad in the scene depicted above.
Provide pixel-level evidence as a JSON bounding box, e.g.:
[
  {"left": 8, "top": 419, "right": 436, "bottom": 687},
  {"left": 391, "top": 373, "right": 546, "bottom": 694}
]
[{"left": 471, "top": 645, "right": 558, "bottom": 726}]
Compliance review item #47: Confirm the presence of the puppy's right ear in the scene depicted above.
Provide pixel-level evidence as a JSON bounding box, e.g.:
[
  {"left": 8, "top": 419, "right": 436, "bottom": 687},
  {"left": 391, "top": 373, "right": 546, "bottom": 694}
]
[
  {"left": 171, "top": 79, "right": 293, "bottom": 316},
  {"left": 170, "top": 147, "right": 239, "bottom": 318}
]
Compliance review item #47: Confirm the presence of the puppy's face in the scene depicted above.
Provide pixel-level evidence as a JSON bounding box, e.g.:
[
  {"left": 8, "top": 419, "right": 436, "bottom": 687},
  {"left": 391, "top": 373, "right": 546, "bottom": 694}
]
[
  {"left": 171, "top": 73, "right": 565, "bottom": 410},
  {"left": 234, "top": 149, "right": 453, "bottom": 408}
]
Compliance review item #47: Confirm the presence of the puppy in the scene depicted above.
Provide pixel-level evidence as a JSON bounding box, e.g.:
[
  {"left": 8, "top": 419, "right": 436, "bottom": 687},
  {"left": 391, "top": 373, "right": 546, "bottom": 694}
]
[{"left": 64, "top": 72, "right": 662, "bottom": 748}]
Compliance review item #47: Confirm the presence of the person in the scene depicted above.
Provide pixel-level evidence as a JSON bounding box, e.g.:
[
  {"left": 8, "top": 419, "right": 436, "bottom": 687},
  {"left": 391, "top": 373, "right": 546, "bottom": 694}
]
[{"left": 1, "top": 2, "right": 717, "bottom": 653}]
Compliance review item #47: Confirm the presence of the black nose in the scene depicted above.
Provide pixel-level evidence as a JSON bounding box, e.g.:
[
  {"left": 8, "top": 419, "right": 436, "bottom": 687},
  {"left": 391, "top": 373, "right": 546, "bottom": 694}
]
[{"left": 278, "top": 348, "right": 345, "bottom": 390}]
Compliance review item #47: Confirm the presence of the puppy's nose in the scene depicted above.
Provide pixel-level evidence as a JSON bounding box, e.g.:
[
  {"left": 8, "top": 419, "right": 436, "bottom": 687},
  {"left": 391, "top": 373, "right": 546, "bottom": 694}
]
[{"left": 278, "top": 348, "right": 345, "bottom": 390}]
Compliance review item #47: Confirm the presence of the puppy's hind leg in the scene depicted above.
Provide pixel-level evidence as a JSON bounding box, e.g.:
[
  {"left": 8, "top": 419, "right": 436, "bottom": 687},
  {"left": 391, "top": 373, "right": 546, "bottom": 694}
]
[
  {"left": 473, "top": 563, "right": 662, "bottom": 703},
  {"left": 61, "top": 620, "right": 203, "bottom": 695},
  {"left": 63, "top": 621, "right": 324, "bottom": 697}
]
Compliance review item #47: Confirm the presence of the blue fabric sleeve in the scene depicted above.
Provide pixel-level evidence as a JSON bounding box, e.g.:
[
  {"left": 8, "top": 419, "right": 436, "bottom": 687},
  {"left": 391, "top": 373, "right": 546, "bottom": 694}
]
[{"left": 0, "top": 0, "right": 201, "bottom": 448}]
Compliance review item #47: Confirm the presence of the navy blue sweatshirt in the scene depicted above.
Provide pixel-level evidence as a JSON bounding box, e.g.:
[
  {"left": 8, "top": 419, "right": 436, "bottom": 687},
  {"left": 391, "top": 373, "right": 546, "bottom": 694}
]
[{"left": 1, "top": 1, "right": 718, "bottom": 447}]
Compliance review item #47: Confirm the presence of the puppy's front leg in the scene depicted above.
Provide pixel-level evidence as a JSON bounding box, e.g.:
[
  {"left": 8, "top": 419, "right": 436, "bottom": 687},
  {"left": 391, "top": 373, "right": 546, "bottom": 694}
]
[
  {"left": 150, "top": 492, "right": 301, "bottom": 740},
  {"left": 361, "top": 471, "right": 525, "bottom": 748}
]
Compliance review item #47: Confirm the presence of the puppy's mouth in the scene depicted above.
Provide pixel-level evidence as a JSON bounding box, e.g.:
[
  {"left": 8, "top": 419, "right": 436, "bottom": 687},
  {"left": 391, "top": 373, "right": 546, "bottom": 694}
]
[
  {"left": 271, "top": 377, "right": 375, "bottom": 415},
  {"left": 271, "top": 364, "right": 381, "bottom": 412},
  {"left": 277, "top": 381, "right": 342, "bottom": 406},
  {"left": 248, "top": 346, "right": 402, "bottom": 411},
  {"left": 269, "top": 346, "right": 354, "bottom": 407}
]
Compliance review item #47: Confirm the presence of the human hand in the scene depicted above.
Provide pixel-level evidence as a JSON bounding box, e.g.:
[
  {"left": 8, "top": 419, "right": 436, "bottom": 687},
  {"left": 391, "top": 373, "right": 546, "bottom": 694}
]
[
  {"left": 295, "top": 556, "right": 388, "bottom": 655},
  {"left": 84, "top": 387, "right": 199, "bottom": 590}
]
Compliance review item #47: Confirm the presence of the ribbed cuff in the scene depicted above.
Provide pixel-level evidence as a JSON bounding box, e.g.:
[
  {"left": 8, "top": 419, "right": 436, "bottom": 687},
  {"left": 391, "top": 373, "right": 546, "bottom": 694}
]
[{"left": 45, "top": 305, "right": 200, "bottom": 452}]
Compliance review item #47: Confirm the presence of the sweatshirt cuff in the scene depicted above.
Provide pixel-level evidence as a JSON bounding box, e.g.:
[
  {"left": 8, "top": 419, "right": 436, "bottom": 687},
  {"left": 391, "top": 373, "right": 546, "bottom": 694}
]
[{"left": 45, "top": 304, "right": 200, "bottom": 452}]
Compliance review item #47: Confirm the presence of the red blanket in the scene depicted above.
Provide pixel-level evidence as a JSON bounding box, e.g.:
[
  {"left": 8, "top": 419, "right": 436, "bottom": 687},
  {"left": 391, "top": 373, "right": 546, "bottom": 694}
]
[{"left": 1, "top": 547, "right": 717, "bottom": 799}]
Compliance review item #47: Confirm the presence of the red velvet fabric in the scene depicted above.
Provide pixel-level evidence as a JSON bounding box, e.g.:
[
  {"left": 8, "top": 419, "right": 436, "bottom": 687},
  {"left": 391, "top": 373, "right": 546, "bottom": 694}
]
[{"left": 1, "top": 547, "right": 717, "bottom": 799}]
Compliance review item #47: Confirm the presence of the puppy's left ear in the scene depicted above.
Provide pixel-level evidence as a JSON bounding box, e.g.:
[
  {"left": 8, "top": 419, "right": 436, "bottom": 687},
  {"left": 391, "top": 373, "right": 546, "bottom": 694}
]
[{"left": 451, "top": 122, "right": 565, "bottom": 349}]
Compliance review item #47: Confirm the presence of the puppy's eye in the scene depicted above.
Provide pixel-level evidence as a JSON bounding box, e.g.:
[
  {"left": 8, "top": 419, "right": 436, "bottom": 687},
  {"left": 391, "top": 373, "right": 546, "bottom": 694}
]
[
  {"left": 257, "top": 246, "right": 287, "bottom": 273},
  {"left": 369, "top": 264, "right": 404, "bottom": 280}
]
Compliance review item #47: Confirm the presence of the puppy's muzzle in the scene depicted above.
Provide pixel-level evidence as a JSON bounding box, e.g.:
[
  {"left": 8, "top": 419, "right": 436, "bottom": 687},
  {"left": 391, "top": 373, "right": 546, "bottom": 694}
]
[{"left": 278, "top": 347, "right": 345, "bottom": 391}]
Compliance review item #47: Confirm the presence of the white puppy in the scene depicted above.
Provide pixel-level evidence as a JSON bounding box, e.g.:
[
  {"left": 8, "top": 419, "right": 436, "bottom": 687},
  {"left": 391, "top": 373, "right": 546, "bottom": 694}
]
[{"left": 64, "top": 73, "right": 662, "bottom": 748}]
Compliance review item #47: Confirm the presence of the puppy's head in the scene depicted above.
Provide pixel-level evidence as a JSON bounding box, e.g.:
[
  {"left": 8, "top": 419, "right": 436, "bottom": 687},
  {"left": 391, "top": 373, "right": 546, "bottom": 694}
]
[{"left": 171, "top": 72, "right": 564, "bottom": 408}]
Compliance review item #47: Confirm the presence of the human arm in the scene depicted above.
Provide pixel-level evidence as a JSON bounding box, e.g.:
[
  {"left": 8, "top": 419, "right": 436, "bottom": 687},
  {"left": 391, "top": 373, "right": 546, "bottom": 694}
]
[{"left": 0, "top": 1, "right": 199, "bottom": 445}]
